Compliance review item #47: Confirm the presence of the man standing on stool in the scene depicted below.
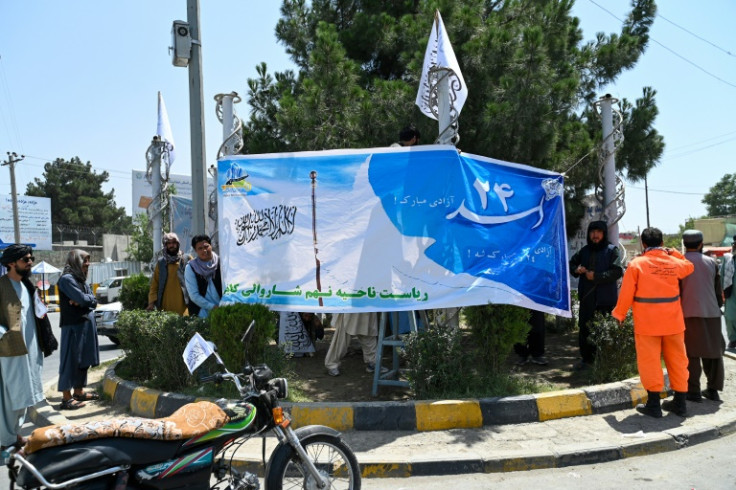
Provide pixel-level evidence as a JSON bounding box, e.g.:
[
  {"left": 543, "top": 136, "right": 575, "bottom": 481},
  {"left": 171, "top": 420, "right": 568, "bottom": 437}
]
[
  {"left": 681, "top": 229, "right": 725, "bottom": 402},
  {"left": 612, "top": 227, "right": 694, "bottom": 418}
]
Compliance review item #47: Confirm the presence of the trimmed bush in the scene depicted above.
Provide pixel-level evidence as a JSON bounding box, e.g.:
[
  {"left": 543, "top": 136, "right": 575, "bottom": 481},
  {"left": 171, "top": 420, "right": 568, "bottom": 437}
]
[
  {"left": 118, "top": 273, "right": 150, "bottom": 311},
  {"left": 463, "top": 304, "right": 530, "bottom": 374},
  {"left": 590, "top": 310, "right": 638, "bottom": 383},
  {"left": 117, "top": 309, "right": 210, "bottom": 390},
  {"left": 208, "top": 304, "right": 278, "bottom": 372},
  {"left": 403, "top": 322, "right": 467, "bottom": 399}
]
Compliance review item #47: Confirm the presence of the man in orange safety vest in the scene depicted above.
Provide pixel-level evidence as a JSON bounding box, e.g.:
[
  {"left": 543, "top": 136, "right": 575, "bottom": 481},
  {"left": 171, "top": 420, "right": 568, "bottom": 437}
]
[{"left": 612, "top": 227, "right": 694, "bottom": 418}]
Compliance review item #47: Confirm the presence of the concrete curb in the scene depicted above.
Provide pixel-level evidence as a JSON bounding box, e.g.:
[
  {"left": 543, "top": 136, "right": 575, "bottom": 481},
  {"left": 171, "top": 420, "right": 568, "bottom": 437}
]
[{"left": 97, "top": 361, "right": 667, "bottom": 431}]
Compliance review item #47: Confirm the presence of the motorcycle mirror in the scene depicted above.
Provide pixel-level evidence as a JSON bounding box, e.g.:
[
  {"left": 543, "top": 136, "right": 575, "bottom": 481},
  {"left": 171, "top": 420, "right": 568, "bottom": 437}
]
[{"left": 241, "top": 320, "right": 256, "bottom": 344}]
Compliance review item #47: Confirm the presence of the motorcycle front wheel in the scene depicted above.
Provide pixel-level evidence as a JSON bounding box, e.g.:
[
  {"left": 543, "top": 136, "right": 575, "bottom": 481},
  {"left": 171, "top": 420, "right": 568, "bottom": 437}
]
[{"left": 265, "top": 434, "right": 361, "bottom": 490}]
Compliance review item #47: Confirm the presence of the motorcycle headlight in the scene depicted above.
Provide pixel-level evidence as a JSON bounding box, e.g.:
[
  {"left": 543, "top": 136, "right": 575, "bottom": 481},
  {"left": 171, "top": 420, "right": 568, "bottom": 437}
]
[{"left": 268, "top": 378, "right": 288, "bottom": 399}]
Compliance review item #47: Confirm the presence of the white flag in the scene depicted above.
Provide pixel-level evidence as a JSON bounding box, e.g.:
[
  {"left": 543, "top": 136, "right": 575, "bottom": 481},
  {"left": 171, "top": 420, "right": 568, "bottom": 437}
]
[
  {"left": 182, "top": 332, "right": 214, "bottom": 374},
  {"left": 415, "top": 10, "right": 468, "bottom": 120},
  {"left": 157, "top": 91, "right": 176, "bottom": 165}
]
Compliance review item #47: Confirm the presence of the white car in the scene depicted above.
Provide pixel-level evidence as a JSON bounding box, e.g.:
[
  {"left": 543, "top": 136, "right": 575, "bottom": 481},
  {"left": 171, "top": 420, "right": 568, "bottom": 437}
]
[
  {"left": 94, "top": 301, "right": 122, "bottom": 345},
  {"left": 95, "top": 276, "right": 128, "bottom": 304}
]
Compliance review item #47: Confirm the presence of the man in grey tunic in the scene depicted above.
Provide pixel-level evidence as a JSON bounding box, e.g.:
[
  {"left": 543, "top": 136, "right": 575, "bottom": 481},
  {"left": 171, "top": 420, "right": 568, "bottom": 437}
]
[
  {"left": 0, "top": 244, "right": 44, "bottom": 448},
  {"left": 681, "top": 230, "right": 725, "bottom": 402}
]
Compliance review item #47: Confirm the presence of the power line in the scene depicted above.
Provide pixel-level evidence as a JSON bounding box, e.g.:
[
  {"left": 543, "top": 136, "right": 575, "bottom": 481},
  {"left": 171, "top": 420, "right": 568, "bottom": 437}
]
[
  {"left": 658, "top": 14, "right": 735, "bottom": 59},
  {"left": 664, "top": 135, "right": 736, "bottom": 160},
  {"left": 586, "top": 0, "right": 736, "bottom": 89},
  {"left": 665, "top": 129, "right": 736, "bottom": 152},
  {"left": 628, "top": 184, "right": 704, "bottom": 196}
]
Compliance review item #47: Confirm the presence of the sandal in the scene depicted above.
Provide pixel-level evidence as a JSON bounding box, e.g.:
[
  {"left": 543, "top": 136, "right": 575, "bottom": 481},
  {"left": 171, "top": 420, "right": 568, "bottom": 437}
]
[
  {"left": 59, "top": 398, "right": 85, "bottom": 410},
  {"left": 73, "top": 392, "right": 100, "bottom": 402}
]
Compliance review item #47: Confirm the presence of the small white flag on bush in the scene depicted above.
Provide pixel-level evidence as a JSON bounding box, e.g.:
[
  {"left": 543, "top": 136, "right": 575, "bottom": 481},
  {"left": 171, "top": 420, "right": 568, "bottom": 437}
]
[{"left": 183, "top": 332, "right": 214, "bottom": 374}]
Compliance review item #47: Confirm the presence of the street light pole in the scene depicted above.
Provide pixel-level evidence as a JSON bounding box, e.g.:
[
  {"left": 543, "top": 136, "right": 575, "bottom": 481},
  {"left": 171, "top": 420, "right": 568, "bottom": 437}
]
[
  {"left": 187, "top": 0, "right": 208, "bottom": 237},
  {"left": 2, "top": 152, "right": 25, "bottom": 243}
]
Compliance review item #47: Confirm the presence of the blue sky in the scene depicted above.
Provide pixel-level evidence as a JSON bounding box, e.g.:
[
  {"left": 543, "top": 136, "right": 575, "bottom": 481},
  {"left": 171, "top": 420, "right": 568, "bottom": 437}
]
[{"left": 1, "top": 1, "right": 734, "bottom": 235}]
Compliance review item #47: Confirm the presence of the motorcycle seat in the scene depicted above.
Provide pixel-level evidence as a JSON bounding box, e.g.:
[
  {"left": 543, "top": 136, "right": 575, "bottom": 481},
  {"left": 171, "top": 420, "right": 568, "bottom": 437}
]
[{"left": 24, "top": 400, "right": 228, "bottom": 454}]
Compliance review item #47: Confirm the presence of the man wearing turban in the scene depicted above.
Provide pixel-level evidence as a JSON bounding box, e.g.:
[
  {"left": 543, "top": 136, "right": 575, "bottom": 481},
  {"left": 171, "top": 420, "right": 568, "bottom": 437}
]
[{"left": 0, "top": 244, "right": 45, "bottom": 448}]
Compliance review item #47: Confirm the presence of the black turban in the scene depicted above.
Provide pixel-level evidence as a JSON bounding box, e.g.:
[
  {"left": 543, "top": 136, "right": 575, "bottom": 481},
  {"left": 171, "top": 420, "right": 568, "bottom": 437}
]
[{"left": 0, "top": 244, "right": 32, "bottom": 266}]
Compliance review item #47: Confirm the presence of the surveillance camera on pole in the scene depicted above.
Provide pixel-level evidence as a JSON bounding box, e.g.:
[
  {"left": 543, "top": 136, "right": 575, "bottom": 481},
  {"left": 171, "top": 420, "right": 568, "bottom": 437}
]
[{"left": 171, "top": 20, "right": 192, "bottom": 67}]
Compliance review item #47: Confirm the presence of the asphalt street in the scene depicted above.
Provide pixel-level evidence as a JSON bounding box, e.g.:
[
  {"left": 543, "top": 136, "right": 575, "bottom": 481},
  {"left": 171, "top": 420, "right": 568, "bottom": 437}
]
[{"left": 42, "top": 311, "right": 123, "bottom": 385}]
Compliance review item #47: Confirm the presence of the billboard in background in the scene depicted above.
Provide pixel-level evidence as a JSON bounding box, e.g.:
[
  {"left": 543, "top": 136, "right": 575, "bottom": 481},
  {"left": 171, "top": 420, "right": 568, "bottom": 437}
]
[
  {"left": 217, "top": 145, "right": 571, "bottom": 317},
  {"left": 132, "top": 170, "right": 215, "bottom": 216},
  {"left": 0, "top": 194, "right": 52, "bottom": 250}
]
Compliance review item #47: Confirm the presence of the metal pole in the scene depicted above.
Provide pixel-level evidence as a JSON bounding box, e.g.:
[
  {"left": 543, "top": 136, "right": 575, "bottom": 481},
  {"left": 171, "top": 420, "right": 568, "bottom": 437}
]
[
  {"left": 2, "top": 152, "right": 25, "bottom": 243},
  {"left": 187, "top": 0, "right": 208, "bottom": 236},
  {"left": 644, "top": 175, "right": 650, "bottom": 228},
  {"left": 221, "top": 94, "right": 235, "bottom": 155},
  {"left": 598, "top": 94, "right": 619, "bottom": 247},
  {"left": 437, "top": 75, "right": 452, "bottom": 144},
  {"left": 151, "top": 139, "right": 163, "bottom": 258}
]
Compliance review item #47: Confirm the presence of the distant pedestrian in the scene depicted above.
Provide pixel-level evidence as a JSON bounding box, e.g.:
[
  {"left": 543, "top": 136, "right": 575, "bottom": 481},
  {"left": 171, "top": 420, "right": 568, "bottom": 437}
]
[
  {"left": 681, "top": 230, "right": 725, "bottom": 402},
  {"left": 721, "top": 236, "right": 736, "bottom": 351},
  {"left": 0, "top": 244, "right": 45, "bottom": 448},
  {"left": 147, "top": 233, "right": 191, "bottom": 315},
  {"left": 514, "top": 310, "right": 547, "bottom": 365},
  {"left": 569, "top": 220, "right": 623, "bottom": 369},
  {"left": 58, "top": 249, "right": 100, "bottom": 410},
  {"left": 185, "top": 235, "right": 222, "bottom": 318},
  {"left": 612, "top": 227, "right": 694, "bottom": 418}
]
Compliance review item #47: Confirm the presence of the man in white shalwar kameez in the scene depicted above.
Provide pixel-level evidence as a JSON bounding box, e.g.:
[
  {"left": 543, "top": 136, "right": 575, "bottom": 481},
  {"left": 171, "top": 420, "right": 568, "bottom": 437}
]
[
  {"left": 325, "top": 312, "right": 386, "bottom": 376},
  {"left": 0, "top": 244, "right": 44, "bottom": 448}
]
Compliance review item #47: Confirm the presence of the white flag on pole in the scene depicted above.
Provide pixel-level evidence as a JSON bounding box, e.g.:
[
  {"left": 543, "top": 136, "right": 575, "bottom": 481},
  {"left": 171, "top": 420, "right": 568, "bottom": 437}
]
[
  {"left": 157, "top": 91, "right": 176, "bottom": 164},
  {"left": 182, "top": 332, "right": 214, "bottom": 374},
  {"left": 415, "top": 10, "right": 468, "bottom": 120}
]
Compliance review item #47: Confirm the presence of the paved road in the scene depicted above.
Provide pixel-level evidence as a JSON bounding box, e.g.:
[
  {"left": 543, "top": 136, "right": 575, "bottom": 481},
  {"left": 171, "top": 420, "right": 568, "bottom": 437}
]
[
  {"left": 373, "top": 431, "right": 736, "bottom": 489},
  {"left": 42, "top": 311, "right": 123, "bottom": 385}
]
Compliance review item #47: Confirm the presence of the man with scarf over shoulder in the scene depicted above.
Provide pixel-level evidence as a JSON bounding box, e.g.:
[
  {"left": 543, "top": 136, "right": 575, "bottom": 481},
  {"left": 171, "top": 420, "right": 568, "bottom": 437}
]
[
  {"left": 57, "top": 249, "right": 100, "bottom": 410},
  {"left": 184, "top": 235, "right": 222, "bottom": 318},
  {"left": 0, "top": 244, "right": 45, "bottom": 448},
  {"left": 146, "top": 232, "right": 191, "bottom": 315}
]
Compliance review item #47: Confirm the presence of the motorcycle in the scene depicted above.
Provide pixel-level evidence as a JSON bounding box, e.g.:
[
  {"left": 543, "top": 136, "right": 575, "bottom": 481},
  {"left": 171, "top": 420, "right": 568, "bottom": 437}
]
[{"left": 6, "top": 321, "right": 361, "bottom": 489}]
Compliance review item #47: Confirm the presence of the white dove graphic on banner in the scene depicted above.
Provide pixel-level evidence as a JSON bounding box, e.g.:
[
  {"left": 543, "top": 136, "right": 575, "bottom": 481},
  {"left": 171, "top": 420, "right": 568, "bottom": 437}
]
[
  {"left": 157, "top": 91, "right": 176, "bottom": 165},
  {"left": 415, "top": 10, "right": 468, "bottom": 121}
]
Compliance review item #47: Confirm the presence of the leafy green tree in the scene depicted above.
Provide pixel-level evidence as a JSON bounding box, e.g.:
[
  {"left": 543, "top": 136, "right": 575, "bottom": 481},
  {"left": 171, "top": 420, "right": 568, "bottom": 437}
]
[
  {"left": 126, "top": 213, "right": 153, "bottom": 262},
  {"left": 244, "top": 0, "right": 664, "bottom": 235},
  {"left": 702, "top": 173, "right": 736, "bottom": 217},
  {"left": 25, "top": 157, "right": 132, "bottom": 240}
]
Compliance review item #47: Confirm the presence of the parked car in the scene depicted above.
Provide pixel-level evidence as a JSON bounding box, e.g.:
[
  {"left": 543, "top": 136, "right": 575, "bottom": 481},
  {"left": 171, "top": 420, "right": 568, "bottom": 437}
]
[
  {"left": 94, "top": 301, "right": 122, "bottom": 345},
  {"left": 95, "top": 276, "right": 128, "bottom": 304}
]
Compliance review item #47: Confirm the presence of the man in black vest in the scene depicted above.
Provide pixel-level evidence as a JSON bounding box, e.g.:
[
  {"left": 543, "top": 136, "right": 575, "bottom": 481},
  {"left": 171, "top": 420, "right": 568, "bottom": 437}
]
[
  {"left": 569, "top": 220, "right": 623, "bottom": 369},
  {"left": 146, "top": 233, "right": 191, "bottom": 315},
  {"left": 184, "top": 235, "right": 222, "bottom": 318}
]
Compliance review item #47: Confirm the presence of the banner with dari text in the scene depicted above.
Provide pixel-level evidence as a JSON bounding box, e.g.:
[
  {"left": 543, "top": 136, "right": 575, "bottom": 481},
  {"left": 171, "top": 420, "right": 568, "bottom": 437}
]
[{"left": 217, "top": 145, "right": 570, "bottom": 317}]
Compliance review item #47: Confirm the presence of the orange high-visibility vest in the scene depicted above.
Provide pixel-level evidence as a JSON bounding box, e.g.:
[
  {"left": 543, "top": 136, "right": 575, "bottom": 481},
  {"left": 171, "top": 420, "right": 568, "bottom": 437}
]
[{"left": 612, "top": 248, "right": 694, "bottom": 336}]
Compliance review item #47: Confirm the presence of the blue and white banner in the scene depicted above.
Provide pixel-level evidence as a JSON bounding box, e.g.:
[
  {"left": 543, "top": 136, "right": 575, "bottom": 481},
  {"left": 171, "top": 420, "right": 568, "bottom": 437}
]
[{"left": 217, "top": 145, "right": 570, "bottom": 317}]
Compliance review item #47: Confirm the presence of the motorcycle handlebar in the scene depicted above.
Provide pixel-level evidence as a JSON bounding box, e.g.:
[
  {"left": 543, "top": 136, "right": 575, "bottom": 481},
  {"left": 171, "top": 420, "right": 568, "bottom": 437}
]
[{"left": 199, "top": 373, "right": 223, "bottom": 384}]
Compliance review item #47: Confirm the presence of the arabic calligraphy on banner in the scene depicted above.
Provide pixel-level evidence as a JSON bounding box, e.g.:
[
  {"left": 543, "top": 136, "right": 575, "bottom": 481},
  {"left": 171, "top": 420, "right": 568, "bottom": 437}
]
[{"left": 217, "top": 145, "right": 571, "bottom": 317}]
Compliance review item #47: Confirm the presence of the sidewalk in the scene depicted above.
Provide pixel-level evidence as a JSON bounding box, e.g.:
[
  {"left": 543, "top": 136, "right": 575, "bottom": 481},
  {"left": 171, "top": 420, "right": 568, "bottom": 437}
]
[{"left": 28, "top": 351, "right": 736, "bottom": 478}]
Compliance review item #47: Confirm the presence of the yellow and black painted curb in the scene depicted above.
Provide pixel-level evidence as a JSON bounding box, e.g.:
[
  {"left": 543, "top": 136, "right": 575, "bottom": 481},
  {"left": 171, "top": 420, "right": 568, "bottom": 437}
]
[{"left": 101, "top": 361, "right": 661, "bottom": 432}]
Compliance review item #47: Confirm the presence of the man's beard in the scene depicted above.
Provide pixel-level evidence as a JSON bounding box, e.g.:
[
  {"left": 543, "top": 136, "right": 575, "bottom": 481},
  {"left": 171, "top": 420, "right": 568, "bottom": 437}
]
[
  {"left": 166, "top": 246, "right": 180, "bottom": 257},
  {"left": 15, "top": 265, "right": 31, "bottom": 278}
]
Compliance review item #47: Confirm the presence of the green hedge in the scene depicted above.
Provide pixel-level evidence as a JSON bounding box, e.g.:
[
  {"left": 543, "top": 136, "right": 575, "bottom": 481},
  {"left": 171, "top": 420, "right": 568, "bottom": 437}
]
[
  {"left": 118, "top": 273, "right": 150, "bottom": 311},
  {"left": 208, "top": 304, "right": 278, "bottom": 372},
  {"left": 117, "top": 309, "right": 209, "bottom": 391}
]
